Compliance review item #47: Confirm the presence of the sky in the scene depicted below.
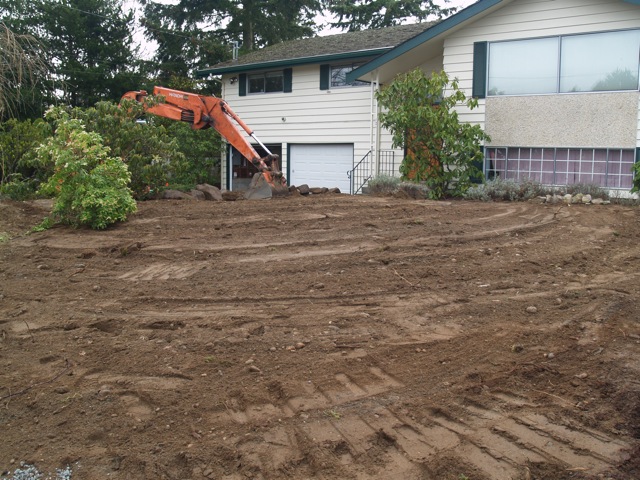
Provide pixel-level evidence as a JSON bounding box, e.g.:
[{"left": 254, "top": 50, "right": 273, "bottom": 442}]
[{"left": 130, "top": 0, "right": 478, "bottom": 59}]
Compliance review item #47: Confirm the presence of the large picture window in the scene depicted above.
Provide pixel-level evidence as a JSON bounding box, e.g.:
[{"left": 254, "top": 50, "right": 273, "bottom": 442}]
[{"left": 487, "top": 29, "right": 640, "bottom": 96}]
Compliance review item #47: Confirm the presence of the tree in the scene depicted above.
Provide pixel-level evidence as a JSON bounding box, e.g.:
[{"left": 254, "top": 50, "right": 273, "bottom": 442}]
[
  {"left": 140, "top": 0, "right": 323, "bottom": 81},
  {"left": 327, "top": 0, "right": 456, "bottom": 31},
  {"left": 0, "top": 22, "right": 51, "bottom": 120},
  {"left": 1, "top": 0, "right": 146, "bottom": 110},
  {"left": 376, "top": 69, "right": 490, "bottom": 199}
]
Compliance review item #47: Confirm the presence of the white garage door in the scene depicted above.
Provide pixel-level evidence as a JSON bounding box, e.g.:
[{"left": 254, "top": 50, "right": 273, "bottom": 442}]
[{"left": 289, "top": 144, "right": 353, "bottom": 193}]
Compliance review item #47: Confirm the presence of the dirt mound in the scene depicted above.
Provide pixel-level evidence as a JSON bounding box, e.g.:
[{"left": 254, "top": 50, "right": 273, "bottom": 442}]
[{"left": 1, "top": 195, "right": 639, "bottom": 479}]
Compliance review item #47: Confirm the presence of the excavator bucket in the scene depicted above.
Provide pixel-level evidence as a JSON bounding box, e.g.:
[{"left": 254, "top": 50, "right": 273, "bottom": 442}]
[
  {"left": 244, "top": 173, "right": 274, "bottom": 200},
  {"left": 243, "top": 173, "right": 290, "bottom": 200}
]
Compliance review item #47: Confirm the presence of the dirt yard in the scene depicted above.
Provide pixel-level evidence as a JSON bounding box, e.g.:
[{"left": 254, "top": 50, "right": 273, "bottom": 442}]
[{"left": 1, "top": 193, "right": 639, "bottom": 480}]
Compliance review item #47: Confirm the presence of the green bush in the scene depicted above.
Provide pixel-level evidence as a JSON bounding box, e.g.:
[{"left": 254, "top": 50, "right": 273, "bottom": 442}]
[
  {"left": 0, "top": 118, "right": 52, "bottom": 192},
  {"left": 37, "top": 108, "right": 137, "bottom": 229},
  {"left": 49, "top": 101, "right": 186, "bottom": 199}
]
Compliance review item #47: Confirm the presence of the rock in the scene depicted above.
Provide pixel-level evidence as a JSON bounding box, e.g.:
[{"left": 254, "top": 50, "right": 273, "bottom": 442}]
[
  {"left": 196, "top": 184, "right": 223, "bottom": 201},
  {"left": 298, "top": 184, "right": 310, "bottom": 195},
  {"left": 328, "top": 188, "right": 341, "bottom": 194},
  {"left": 511, "top": 344, "right": 524, "bottom": 353},
  {"left": 545, "top": 352, "right": 555, "bottom": 359},
  {"left": 248, "top": 365, "right": 262, "bottom": 373},
  {"left": 189, "top": 189, "right": 206, "bottom": 201},
  {"left": 591, "top": 198, "right": 604, "bottom": 205},
  {"left": 563, "top": 194, "right": 573, "bottom": 204},
  {"left": 581, "top": 194, "right": 592, "bottom": 204},
  {"left": 526, "top": 306, "right": 538, "bottom": 314},
  {"left": 162, "top": 189, "right": 193, "bottom": 200},
  {"left": 309, "top": 187, "right": 329, "bottom": 195}
]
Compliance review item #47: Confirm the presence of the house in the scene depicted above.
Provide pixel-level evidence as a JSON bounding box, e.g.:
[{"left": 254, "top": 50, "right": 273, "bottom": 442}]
[
  {"left": 197, "top": 23, "right": 431, "bottom": 193},
  {"left": 198, "top": 0, "right": 640, "bottom": 193}
]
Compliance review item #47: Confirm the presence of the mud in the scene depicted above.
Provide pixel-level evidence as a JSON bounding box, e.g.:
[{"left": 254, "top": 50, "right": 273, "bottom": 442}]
[{"left": 0, "top": 195, "right": 639, "bottom": 479}]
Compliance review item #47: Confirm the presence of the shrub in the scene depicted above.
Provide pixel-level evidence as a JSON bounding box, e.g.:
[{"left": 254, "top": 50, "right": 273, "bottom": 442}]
[
  {"left": 36, "top": 108, "right": 137, "bottom": 229},
  {"left": 376, "top": 69, "right": 490, "bottom": 199},
  {"left": 368, "top": 174, "right": 400, "bottom": 196},
  {"left": 464, "top": 177, "right": 547, "bottom": 201}
]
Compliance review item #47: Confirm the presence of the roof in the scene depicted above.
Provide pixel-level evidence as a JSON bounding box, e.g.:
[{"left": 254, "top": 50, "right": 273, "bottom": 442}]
[
  {"left": 196, "top": 22, "right": 433, "bottom": 77},
  {"left": 346, "top": 0, "right": 507, "bottom": 84},
  {"left": 346, "top": 0, "right": 640, "bottom": 84}
]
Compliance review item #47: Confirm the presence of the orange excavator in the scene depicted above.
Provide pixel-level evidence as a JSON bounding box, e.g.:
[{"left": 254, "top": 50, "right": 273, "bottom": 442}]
[{"left": 121, "top": 86, "right": 288, "bottom": 199}]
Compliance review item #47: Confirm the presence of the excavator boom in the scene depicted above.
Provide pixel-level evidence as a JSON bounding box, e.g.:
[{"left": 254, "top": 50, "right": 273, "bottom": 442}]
[{"left": 121, "top": 87, "right": 288, "bottom": 198}]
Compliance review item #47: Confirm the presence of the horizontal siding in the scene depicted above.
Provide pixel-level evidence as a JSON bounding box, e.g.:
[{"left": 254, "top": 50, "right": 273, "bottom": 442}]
[
  {"left": 440, "top": 0, "right": 640, "bottom": 137},
  {"left": 220, "top": 64, "right": 398, "bottom": 189}
]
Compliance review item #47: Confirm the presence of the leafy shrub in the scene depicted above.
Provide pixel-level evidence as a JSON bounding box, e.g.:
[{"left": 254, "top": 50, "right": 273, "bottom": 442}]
[
  {"left": 0, "top": 173, "right": 40, "bottom": 200},
  {"left": 633, "top": 161, "right": 640, "bottom": 194},
  {"left": 50, "top": 101, "right": 186, "bottom": 199},
  {"left": 0, "top": 118, "right": 52, "bottom": 190},
  {"left": 37, "top": 108, "right": 137, "bottom": 229}
]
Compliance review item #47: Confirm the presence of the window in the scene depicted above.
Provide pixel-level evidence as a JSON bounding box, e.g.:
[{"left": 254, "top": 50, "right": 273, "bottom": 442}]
[
  {"left": 330, "top": 63, "right": 367, "bottom": 87},
  {"left": 560, "top": 30, "right": 640, "bottom": 92},
  {"left": 487, "top": 29, "right": 640, "bottom": 96},
  {"left": 485, "top": 147, "right": 635, "bottom": 189},
  {"left": 248, "top": 71, "right": 284, "bottom": 94}
]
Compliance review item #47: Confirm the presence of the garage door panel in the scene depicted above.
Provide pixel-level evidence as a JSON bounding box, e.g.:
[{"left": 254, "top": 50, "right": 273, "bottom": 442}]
[{"left": 290, "top": 144, "right": 353, "bottom": 192}]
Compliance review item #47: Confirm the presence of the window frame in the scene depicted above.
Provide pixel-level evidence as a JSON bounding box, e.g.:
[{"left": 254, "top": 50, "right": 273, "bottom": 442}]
[
  {"left": 247, "top": 70, "right": 285, "bottom": 94},
  {"left": 486, "top": 28, "right": 640, "bottom": 97},
  {"left": 328, "top": 62, "right": 368, "bottom": 88}
]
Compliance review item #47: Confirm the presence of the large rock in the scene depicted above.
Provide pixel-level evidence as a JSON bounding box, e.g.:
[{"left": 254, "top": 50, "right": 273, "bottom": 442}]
[
  {"left": 162, "top": 189, "right": 193, "bottom": 200},
  {"left": 297, "top": 184, "right": 310, "bottom": 195},
  {"left": 309, "top": 187, "right": 329, "bottom": 195},
  {"left": 190, "top": 189, "right": 206, "bottom": 201},
  {"left": 196, "top": 184, "right": 223, "bottom": 201}
]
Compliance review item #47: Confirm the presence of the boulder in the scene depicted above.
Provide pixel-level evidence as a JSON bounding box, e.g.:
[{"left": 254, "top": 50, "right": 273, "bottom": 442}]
[
  {"left": 196, "top": 184, "right": 223, "bottom": 201},
  {"left": 297, "top": 184, "right": 310, "bottom": 195},
  {"left": 190, "top": 189, "right": 206, "bottom": 201},
  {"left": 162, "top": 189, "right": 193, "bottom": 200}
]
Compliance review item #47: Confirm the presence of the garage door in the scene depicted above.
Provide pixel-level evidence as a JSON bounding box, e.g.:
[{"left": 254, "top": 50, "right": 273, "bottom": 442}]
[{"left": 289, "top": 144, "right": 353, "bottom": 192}]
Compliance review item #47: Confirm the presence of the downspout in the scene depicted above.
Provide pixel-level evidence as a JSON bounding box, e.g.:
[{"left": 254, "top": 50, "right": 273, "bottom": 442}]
[{"left": 374, "top": 71, "right": 382, "bottom": 177}]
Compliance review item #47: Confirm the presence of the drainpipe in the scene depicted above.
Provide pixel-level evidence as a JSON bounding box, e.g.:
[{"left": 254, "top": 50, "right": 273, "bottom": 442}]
[{"left": 374, "top": 71, "right": 381, "bottom": 177}]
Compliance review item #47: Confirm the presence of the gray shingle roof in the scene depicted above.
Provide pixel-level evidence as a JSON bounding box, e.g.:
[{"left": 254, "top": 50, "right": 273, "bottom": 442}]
[{"left": 198, "top": 22, "right": 433, "bottom": 75}]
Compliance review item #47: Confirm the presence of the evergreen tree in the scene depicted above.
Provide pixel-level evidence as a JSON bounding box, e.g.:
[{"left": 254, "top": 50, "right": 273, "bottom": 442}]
[
  {"left": 1, "top": 0, "right": 146, "bottom": 110},
  {"left": 327, "top": 0, "right": 456, "bottom": 31},
  {"left": 140, "top": 0, "right": 323, "bottom": 81}
]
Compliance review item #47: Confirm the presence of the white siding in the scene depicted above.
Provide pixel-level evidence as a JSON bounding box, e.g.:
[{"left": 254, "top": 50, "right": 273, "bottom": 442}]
[
  {"left": 440, "top": 0, "right": 640, "bottom": 132},
  {"left": 219, "top": 64, "right": 401, "bottom": 189}
]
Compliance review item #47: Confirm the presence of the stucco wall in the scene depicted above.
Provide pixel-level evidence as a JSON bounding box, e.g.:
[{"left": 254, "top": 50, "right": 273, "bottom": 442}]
[{"left": 485, "top": 92, "right": 640, "bottom": 148}]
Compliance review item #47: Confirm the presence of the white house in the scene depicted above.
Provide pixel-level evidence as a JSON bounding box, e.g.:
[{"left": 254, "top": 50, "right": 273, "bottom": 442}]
[
  {"left": 198, "top": 0, "right": 640, "bottom": 193},
  {"left": 197, "top": 24, "right": 430, "bottom": 193}
]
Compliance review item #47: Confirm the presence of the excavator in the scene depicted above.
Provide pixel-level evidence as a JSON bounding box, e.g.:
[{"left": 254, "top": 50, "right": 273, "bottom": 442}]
[{"left": 121, "top": 86, "right": 289, "bottom": 199}]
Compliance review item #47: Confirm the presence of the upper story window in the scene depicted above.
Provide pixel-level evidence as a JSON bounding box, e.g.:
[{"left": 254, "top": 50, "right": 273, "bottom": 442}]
[
  {"left": 248, "top": 71, "right": 284, "bottom": 94},
  {"left": 487, "top": 29, "right": 640, "bottom": 96},
  {"left": 330, "top": 63, "right": 368, "bottom": 87}
]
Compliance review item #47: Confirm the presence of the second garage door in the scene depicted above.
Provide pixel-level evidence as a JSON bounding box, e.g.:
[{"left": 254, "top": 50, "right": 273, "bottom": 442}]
[{"left": 289, "top": 144, "right": 353, "bottom": 193}]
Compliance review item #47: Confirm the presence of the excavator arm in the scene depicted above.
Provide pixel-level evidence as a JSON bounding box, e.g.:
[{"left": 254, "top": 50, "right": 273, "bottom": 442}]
[{"left": 121, "top": 86, "right": 288, "bottom": 197}]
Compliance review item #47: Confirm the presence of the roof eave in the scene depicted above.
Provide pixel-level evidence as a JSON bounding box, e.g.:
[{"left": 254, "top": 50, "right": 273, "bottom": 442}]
[
  {"left": 346, "top": 0, "right": 507, "bottom": 84},
  {"left": 196, "top": 47, "right": 392, "bottom": 77}
]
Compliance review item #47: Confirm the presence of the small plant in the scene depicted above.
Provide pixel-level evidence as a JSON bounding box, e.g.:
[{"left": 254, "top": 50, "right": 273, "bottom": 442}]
[
  {"left": 565, "top": 182, "right": 608, "bottom": 199},
  {"left": 368, "top": 174, "right": 400, "bottom": 196},
  {"left": 464, "top": 177, "right": 547, "bottom": 201},
  {"left": 0, "top": 231, "right": 9, "bottom": 242},
  {"left": 323, "top": 409, "right": 341, "bottom": 419},
  {"left": 30, "top": 216, "right": 54, "bottom": 233}
]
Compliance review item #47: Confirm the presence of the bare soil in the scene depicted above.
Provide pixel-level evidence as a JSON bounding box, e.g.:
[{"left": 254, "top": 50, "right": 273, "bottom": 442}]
[{"left": 1, "top": 194, "right": 639, "bottom": 480}]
